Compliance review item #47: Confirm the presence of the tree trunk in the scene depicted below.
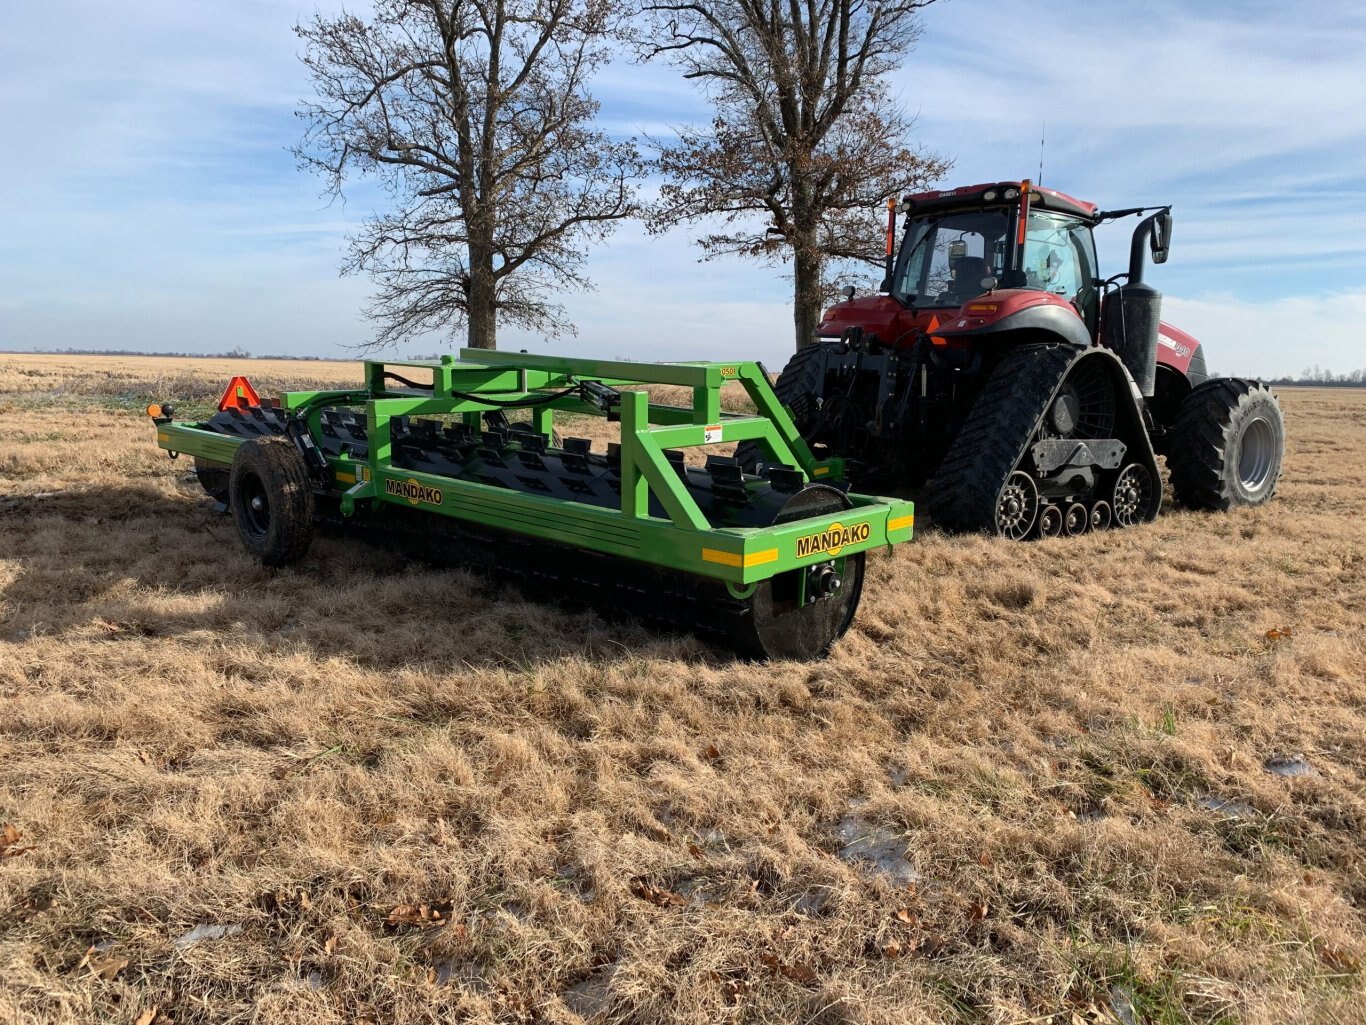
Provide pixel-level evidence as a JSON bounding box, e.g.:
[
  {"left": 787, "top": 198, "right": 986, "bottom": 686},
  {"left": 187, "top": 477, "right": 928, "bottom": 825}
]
[
  {"left": 465, "top": 239, "right": 498, "bottom": 350},
  {"left": 792, "top": 233, "right": 824, "bottom": 351}
]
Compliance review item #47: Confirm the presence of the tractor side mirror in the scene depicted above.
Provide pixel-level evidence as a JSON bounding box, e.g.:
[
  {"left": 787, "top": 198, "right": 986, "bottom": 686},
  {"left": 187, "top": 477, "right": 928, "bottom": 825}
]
[
  {"left": 1150, "top": 210, "right": 1172, "bottom": 264},
  {"left": 841, "top": 285, "right": 856, "bottom": 300}
]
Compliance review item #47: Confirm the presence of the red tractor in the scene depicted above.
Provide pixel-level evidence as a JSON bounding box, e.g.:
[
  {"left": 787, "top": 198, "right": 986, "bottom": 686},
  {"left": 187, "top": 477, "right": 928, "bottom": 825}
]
[{"left": 739, "top": 181, "right": 1285, "bottom": 538}]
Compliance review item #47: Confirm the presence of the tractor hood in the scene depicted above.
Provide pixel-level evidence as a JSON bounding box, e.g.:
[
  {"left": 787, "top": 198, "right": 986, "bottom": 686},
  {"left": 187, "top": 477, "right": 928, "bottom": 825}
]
[{"left": 815, "top": 295, "right": 930, "bottom": 347}]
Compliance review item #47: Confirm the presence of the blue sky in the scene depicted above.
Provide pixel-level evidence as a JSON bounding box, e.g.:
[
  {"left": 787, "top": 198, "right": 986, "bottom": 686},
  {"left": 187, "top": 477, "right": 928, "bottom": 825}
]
[{"left": 1, "top": 0, "right": 1363, "bottom": 376}]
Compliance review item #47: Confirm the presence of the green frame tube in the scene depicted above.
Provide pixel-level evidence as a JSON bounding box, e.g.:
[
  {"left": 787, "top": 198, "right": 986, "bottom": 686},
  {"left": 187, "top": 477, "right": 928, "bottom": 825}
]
[{"left": 153, "top": 351, "right": 914, "bottom": 586}]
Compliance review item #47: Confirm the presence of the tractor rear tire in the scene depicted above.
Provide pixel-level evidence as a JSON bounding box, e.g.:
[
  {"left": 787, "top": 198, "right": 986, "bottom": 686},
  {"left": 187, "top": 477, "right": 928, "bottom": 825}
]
[
  {"left": 1167, "top": 378, "right": 1284, "bottom": 510},
  {"left": 735, "top": 343, "right": 826, "bottom": 472},
  {"left": 229, "top": 437, "right": 315, "bottom": 567}
]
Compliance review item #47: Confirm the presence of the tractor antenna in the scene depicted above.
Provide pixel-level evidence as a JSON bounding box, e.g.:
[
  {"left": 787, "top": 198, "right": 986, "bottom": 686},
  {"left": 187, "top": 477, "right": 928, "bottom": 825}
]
[{"left": 1038, "top": 120, "right": 1045, "bottom": 186}]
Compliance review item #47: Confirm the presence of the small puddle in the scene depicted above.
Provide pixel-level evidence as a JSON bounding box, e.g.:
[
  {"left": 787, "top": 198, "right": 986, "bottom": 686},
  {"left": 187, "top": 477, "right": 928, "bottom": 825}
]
[
  {"left": 1264, "top": 754, "right": 1314, "bottom": 777},
  {"left": 1196, "top": 795, "right": 1256, "bottom": 818},
  {"left": 172, "top": 922, "right": 243, "bottom": 948},
  {"left": 835, "top": 815, "right": 919, "bottom": 886}
]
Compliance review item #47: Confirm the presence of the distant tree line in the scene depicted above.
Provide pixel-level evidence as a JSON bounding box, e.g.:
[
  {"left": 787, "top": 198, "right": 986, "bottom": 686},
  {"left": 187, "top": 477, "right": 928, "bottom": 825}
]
[
  {"left": 1265, "top": 366, "right": 1366, "bottom": 387},
  {"left": 5, "top": 346, "right": 341, "bottom": 362}
]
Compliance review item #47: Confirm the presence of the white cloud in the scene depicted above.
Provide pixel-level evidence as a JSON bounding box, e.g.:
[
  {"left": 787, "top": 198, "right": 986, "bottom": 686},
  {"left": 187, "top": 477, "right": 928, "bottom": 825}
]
[
  {"left": 1162, "top": 288, "right": 1366, "bottom": 378},
  {"left": 0, "top": 0, "right": 1363, "bottom": 377}
]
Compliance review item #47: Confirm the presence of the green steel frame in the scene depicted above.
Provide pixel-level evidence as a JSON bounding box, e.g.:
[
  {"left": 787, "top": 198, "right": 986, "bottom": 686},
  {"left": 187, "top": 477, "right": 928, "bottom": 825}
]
[{"left": 154, "top": 351, "right": 914, "bottom": 592}]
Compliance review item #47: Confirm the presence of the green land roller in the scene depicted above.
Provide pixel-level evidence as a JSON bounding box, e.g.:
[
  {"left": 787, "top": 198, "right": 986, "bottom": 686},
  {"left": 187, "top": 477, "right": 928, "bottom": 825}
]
[{"left": 148, "top": 350, "right": 914, "bottom": 659}]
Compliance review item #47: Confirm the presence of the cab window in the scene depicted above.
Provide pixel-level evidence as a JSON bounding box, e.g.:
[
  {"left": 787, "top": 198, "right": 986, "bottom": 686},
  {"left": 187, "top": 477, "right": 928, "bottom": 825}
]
[
  {"left": 892, "top": 209, "right": 1010, "bottom": 308},
  {"left": 1023, "top": 212, "right": 1095, "bottom": 302}
]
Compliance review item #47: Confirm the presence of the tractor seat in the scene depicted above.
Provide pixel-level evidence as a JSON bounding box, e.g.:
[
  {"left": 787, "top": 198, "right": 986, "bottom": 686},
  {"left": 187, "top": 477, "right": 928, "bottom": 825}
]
[{"left": 951, "top": 257, "right": 992, "bottom": 299}]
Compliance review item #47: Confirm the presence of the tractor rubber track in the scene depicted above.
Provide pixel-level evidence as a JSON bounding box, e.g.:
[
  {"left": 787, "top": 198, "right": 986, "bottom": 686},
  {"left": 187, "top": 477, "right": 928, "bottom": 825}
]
[{"left": 926, "top": 343, "right": 1079, "bottom": 534}]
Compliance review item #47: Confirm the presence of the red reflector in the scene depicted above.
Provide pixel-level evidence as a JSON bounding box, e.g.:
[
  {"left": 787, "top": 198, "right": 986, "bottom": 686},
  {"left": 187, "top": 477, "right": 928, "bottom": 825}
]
[{"left": 218, "top": 375, "right": 261, "bottom": 411}]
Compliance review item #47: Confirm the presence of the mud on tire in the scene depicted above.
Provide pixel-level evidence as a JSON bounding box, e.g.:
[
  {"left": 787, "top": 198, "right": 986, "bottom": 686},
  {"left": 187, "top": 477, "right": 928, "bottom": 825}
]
[
  {"left": 1167, "top": 378, "right": 1284, "bottom": 510},
  {"left": 229, "top": 437, "right": 315, "bottom": 567}
]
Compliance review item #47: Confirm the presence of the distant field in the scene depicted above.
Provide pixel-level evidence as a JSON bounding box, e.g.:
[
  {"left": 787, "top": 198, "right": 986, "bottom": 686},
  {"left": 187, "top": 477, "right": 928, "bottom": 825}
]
[{"left": 0, "top": 355, "right": 1362, "bottom": 1025}]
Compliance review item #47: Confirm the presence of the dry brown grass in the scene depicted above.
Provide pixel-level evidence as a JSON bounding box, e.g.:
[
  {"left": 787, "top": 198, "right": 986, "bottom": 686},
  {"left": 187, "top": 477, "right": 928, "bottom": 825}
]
[{"left": 0, "top": 355, "right": 1362, "bottom": 1025}]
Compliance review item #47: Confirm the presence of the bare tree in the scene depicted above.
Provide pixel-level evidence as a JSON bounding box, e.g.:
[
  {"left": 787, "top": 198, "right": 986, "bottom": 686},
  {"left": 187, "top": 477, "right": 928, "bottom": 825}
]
[
  {"left": 296, "top": 0, "right": 643, "bottom": 350},
  {"left": 637, "top": 1, "right": 950, "bottom": 350}
]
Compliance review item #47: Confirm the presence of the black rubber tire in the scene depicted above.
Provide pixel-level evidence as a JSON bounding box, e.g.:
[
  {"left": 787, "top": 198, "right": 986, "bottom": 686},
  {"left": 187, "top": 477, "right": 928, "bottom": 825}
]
[
  {"left": 729, "top": 484, "right": 864, "bottom": 660},
  {"left": 735, "top": 343, "right": 826, "bottom": 472},
  {"left": 1167, "top": 378, "right": 1284, "bottom": 510},
  {"left": 229, "top": 437, "right": 315, "bottom": 567},
  {"left": 193, "top": 458, "right": 231, "bottom": 504}
]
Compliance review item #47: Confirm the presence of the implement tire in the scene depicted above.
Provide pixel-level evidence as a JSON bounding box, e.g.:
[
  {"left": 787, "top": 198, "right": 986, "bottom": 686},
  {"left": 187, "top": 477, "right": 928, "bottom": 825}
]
[
  {"left": 1167, "top": 378, "right": 1284, "bottom": 510},
  {"left": 193, "top": 458, "right": 231, "bottom": 505},
  {"left": 735, "top": 343, "right": 825, "bottom": 472},
  {"left": 229, "top": 437, "right": 315, "bottom": 567}
]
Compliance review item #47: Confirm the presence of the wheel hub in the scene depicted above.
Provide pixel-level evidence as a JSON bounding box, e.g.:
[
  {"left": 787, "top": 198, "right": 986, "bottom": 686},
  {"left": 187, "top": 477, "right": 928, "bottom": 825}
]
[{"left": 807, "top": 563, "right": 842, "bottom": 599}]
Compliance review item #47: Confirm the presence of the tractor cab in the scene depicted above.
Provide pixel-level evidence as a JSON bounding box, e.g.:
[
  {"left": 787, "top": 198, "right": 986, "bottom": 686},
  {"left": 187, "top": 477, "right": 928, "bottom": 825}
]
[{"left": 885, "top": 182, "right": 1102, "bottom": 334}]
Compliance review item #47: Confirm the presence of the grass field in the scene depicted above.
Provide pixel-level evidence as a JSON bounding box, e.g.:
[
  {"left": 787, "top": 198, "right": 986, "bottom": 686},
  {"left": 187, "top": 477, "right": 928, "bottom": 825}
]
[{"left": 0, "top": 353, "right": 1362, "bottom": 1025}]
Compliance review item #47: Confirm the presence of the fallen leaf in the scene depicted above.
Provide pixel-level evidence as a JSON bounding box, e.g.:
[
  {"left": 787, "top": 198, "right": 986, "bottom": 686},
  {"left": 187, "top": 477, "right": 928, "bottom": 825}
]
[
  {"left": 687, "top": 842, "right": 705, "bottom": 860},
  {"left": 893, "top": 908, "right": 918, "bottom": 925},
  {"left": 969, "top": 901, "right": 989, "bottom": 921},
  {"left": 760, "top": 953, "right": 819, "bottom": 984},
  {"left": 977, "top": 850, "right": 994, "bottom": 867},
  {"left": 76, "top": 946, "right": 130, "bottom": 981},
  {"left": 628, "top": 877, "right": 688, "bottom": 907},
  {"left": 1319, "top": 945, "right": 1361, "bottom": 972},
  {"left": 881, "top": 939, "right": 901, "bottom": 958},
  {"left": 1265, "top": 626, "right": 1293, "bottom": 641},
  {"left": 323, "top": 935, "right": 338, "bottom": 955},
  {"left": 386, "top": 901, "right": 454, "bottom": 928},
  {"left": 703, "top": 743, "right": 721, "bottom": 760},
  {"left": 0, "top": 823, "right": 34, "bottom": 859},
  {"left": 133, "top": 1007, "right": 158, "bottom": 1025}
]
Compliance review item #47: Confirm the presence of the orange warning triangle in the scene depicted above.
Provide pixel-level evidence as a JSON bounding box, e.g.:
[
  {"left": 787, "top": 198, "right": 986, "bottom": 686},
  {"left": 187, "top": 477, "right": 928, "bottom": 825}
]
[{"left": 218, "top": 375, "right": 261, "bottom": 411}]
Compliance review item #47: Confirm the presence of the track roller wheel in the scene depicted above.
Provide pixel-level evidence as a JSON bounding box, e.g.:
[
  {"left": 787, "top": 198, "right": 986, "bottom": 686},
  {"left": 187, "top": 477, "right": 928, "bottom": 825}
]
[
  {"left": 996, "top": 471, "right": 1040, "bottom": 541},
  {"left": 1167, "top": 378, "right": 1284, "bottom": 510},
  {"left": 1038, "top": 505, "right": 1063, "bottom": 538},
  {"left": 730, "top": 484, "right": 864, "bottom": 660},
  {"left": 229, "top": 437, "right": 315, "bottom": 567},
  {"left": 1063, "top": 502, "right": 1088, "bottom": 536},
  {"left": 1112, "top": 463, "right": 1157, "bottom": 528},
  {"left": 1089, "top": 501, "right": 1112, "bottom": 531}
]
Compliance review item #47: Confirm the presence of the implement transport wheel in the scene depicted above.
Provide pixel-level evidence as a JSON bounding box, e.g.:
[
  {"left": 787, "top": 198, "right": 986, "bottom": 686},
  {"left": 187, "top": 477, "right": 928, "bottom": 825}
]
[
  {"left": 193, "top": 457, "right": 230, "bottom": 505},
  {"left": 1167, "top": 378, "right": 1284, "bottom": 510},
  {"left": 732, "top": 484, "right": 865, "bottom": 660},
  {"left": 229, "top": 437, "right": 315, "bottom": 567}
]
